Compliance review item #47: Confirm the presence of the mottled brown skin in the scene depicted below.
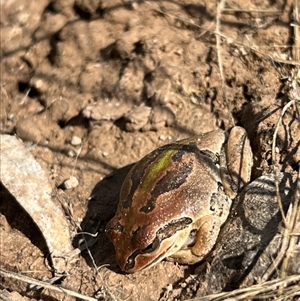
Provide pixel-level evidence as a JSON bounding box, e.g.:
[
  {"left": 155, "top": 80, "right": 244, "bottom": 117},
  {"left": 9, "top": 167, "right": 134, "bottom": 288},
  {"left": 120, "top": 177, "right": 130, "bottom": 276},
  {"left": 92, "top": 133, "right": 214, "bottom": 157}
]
[{"left": 106, "top": 127, "right": 253, "bottom": 273}]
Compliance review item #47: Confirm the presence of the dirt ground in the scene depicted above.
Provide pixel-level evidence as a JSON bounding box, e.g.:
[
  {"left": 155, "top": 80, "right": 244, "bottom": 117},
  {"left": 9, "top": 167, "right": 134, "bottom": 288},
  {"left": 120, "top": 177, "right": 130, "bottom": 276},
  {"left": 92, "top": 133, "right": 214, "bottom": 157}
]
[{"left": 1, "top": 0, "right": 300, "bottom": 300}]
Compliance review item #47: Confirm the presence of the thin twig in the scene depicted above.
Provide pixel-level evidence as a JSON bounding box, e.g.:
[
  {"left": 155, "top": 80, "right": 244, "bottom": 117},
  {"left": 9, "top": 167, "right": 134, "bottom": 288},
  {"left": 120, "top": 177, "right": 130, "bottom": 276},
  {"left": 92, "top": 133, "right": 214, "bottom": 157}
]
[
  {"left": 292, "top": 0, "right": 300, "bottom": 64},
  {"left": 184, "top": 274, "right": 300, "bottom": 301},
  {"left": 0, "top": 268, "right": 97, "bottom": 301},
  {"left": 222, "top": 8, "right": 281, "bottom": 14},
  {"left": 215, "top": 0, "right": 233, "bottom": 124},
  {"left": 264, "top": 0, "right": 300, "bottom": 281},
  {"left": 271, "top": 100, "right": 295, "bottom": 226},
  {"left": 281, "top": 167, "right": 300, "bottom": 278},
  {"left": 261, "top": 198, "right": 293, "bottom": 281}
]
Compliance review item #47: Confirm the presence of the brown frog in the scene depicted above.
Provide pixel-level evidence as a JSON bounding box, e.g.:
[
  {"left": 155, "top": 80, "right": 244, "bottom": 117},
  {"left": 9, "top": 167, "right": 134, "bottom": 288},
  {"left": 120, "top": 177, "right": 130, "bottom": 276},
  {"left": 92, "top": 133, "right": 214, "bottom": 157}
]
[{"left": 106, "top": 126, "right": 253, "bottom": 273}]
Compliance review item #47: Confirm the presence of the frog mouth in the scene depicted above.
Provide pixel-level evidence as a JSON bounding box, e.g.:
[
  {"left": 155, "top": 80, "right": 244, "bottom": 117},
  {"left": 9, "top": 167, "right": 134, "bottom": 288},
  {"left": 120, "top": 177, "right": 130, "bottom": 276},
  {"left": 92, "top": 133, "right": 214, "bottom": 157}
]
[
  {"left": 142, "top": 247, "right": 173, "bottom": 270},
  {"left": 124, "top": 240, "right": 176, "bottom": 272},
  {"left": 124, "top": 217, "right": 193, "bottom": 272}
]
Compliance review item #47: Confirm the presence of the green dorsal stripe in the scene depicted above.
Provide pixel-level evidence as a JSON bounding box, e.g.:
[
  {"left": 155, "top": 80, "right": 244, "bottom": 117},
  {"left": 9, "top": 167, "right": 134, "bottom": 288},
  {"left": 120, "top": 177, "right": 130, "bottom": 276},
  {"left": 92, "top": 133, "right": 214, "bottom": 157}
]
[{"left": 140, "top": 148, "right": 176, "bottom": 194}]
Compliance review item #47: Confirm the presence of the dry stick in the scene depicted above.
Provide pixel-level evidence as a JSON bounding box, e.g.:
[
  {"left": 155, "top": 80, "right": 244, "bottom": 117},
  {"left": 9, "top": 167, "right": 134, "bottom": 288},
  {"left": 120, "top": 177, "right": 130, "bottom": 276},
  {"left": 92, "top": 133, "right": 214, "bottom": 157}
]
[
  {"left": 222, "top": 8, "right": 281, "bottom": 14},
  {"left": 262, "top": 90, "right": 298, "bottom": 282},
  {"left": 281, "top": 168, "right": 300, "bottom": 278},
  {"left": 261, "top": 196, "right": 293, "bottom": 282},
  {"left": 0, "top": 268, "right": 98, "bottom": 301},
  {"left": 64, "top": 197, "right": 119, "bottom": 299},
  {"left": 292, "top": 0, "right": 300, "bottom": 65},
  {"left": 73, "top": 222, "right": 120, "bottom": 300},
  {"left": 215, "top": 0, "right": 235, "bottom": 125},
  {"left": 271, "top": 99, "right": 296, "bottom": 227},
  {"left": 184, "top": 274, "right": 300, "bottom": 301},
  {"left": 95, "top": 266, "right": 122, "bottom": 301},
  {"left": 280, "top": 0, "right": 300, "bottom": 279}
]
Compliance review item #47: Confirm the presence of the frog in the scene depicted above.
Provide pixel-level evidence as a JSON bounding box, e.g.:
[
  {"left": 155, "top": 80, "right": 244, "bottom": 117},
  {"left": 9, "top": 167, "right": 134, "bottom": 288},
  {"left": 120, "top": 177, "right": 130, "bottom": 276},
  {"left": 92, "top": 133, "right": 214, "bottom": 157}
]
[{"left": 105, "top": 126, "right": 253, "bottom": 273}]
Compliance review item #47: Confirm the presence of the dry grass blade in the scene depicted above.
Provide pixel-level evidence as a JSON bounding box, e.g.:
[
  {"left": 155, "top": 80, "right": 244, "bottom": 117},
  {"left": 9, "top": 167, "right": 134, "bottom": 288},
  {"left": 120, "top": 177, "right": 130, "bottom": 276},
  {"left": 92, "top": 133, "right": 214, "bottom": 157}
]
[
  {"left": 0, "top": 268, "right": 98, "bottom": 301},
  {"left": 184, "top": 274, "right": 300, "bottom": 301},
  {"left": 260, "top": 0, "right": 300, "bottom": 283},
  {"left": 270, "top": 100, "right": 295, "bottom": 227},
  {"left": 216, "top": 0, "right": 228, "bottom": 106},
  {"left": 222, "top": 8, "right": 281, "bottom": 14},
  {"left": 280, "top": 168, "right": 300, "bottom": 279},
  {"left": 292, "top": 0, "right": 300, "bottom": 64}
]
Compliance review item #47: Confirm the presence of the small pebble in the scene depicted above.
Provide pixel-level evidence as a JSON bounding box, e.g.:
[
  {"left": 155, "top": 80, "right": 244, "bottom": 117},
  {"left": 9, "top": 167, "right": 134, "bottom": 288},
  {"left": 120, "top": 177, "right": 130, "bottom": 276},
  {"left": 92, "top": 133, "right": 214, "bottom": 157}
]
[
  {"left": 190, "top": 96, "right": 198, "bottom": 104},
  {"left": 174, "top": 48, "right": 183, "bottom": 55},
  {"left": 102, "top": 151, "right": 108, "bottom": 157},
  {"left": 67, "top": 149, "right": 77, "bottom": 157},
  {"left": 7, "top": 114, "right": 15, "bottom": 121},
  {"left": 131, "top": 2, "right": 138, "bottom": 9},
  {"left": 71, "top": 135, "right": 82, "bottom": 146},
  {"left": 63, "top": 176, "right": 79, "bottom": 189}
]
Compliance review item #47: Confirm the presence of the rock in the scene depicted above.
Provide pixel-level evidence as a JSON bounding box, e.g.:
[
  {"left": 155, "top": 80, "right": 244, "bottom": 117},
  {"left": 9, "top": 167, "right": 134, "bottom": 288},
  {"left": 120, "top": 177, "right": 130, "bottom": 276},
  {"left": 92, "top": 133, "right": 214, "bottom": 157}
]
[
  {"left": 70, "top": 135, "right": 82, "bottom": 146},
  {"left": 63, "top": 176, "right": 79, "bottom": 189}
]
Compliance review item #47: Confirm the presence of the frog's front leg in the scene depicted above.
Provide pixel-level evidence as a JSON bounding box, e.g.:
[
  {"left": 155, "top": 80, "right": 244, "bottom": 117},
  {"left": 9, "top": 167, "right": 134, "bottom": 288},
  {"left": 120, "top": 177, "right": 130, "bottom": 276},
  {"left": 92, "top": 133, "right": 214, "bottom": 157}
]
[
  {"left": 167, "top": 215, "right": 221, "bottom": 265},
  {"left": 221, "top": 126, "right": 253, "bottom": 199}
]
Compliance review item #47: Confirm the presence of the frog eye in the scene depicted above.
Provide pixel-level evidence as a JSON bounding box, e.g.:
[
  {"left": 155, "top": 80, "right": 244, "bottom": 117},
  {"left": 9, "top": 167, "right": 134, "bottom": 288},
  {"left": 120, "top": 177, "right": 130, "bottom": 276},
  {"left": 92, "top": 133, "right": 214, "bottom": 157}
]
[{"left": 125, "top": 257, "right": 135, "bottom": 271}]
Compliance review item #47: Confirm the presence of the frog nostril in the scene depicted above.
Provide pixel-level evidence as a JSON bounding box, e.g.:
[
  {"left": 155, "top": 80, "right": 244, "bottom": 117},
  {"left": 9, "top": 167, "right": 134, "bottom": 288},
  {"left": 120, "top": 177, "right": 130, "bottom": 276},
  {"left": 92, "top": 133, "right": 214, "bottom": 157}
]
[
  {"left": 106, "top": 221, "right": 124, "bottom": 234},
  {"left": 115, "top": 222, "right": 124, "bottom": 232}
]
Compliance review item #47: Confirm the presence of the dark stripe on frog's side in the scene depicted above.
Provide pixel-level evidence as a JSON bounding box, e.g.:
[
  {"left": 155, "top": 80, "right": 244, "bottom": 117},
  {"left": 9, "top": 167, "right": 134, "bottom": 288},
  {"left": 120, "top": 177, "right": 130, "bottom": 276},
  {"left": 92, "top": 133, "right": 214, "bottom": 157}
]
[
  {"left": 198, "top": 149, "right": 220, "bottom": 165},
  {"left": 140, "top": 144, "right": 200, "bottom": 213},
  {"left": 156, "top": 217, "right": 192, "bottom": 240},
  {"left": 140, "top": 158, "right": 193, "bottom": 212}
]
